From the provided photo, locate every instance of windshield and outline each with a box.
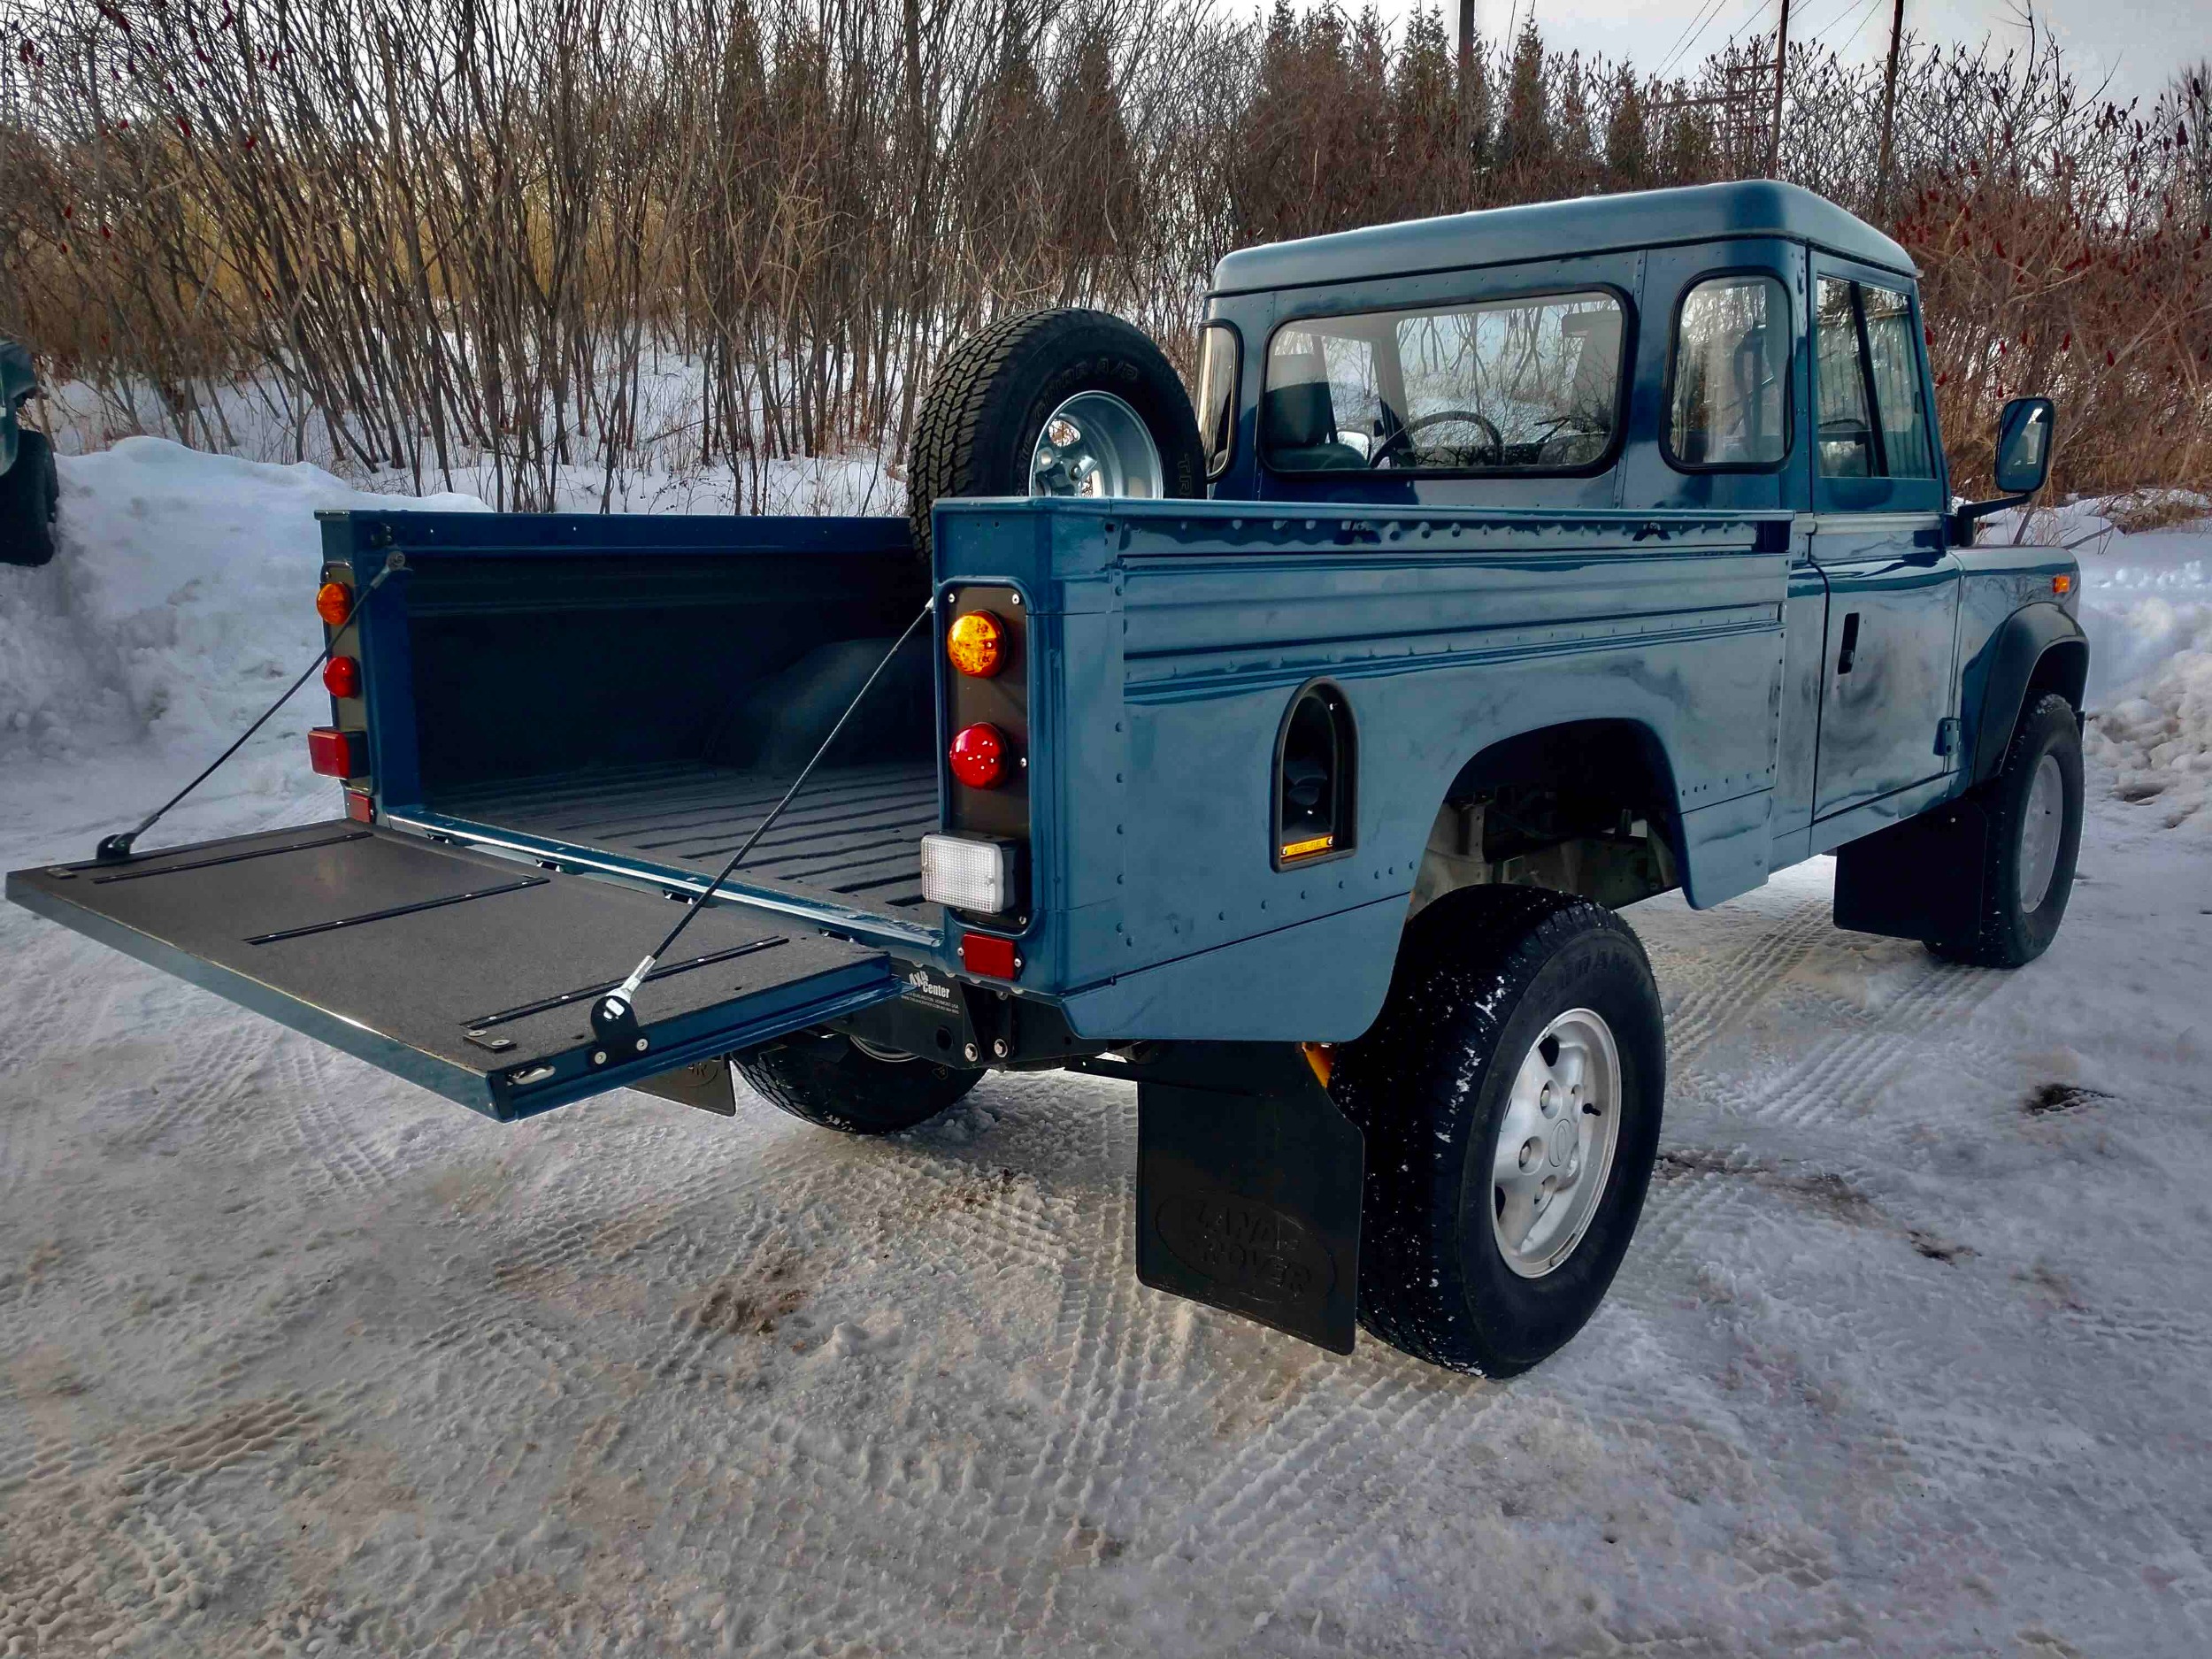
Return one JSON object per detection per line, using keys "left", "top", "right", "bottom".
{"left": 1262, "top": 290, "right": 1624, "bottom": 475}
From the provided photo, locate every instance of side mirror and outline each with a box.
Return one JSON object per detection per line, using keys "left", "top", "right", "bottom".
{"left": 1993, "top": 396, "right": 2055, "bottom": 495}
{"left": 1950, "top": 395, "right": 2056, "bottom": 545}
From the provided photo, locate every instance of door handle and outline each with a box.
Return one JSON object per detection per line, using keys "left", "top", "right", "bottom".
{"left": 1837, "top": 611, "right": 1861, "bottom": 675}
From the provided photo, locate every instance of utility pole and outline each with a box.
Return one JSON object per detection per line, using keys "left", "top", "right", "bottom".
{"left": 1766, "top": 0, "right": 1791, "bottom": 179}
{"left": 1458, "top": 0, "right": 1478, "bottom": 164}
{"left": 1877, "top": 0, "right": 1907, "bottom": 202}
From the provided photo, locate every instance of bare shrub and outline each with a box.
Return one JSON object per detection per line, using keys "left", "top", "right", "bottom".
{"left": 0, "top": 0, "right": 2204, "bottom": 507}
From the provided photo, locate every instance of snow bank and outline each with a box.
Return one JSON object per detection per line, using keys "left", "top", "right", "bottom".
{"left": 2085, "top": 630, "right": 2212, "bottom": 829}
{"left": 0, "top": 438, "right": 480, "bottom": 762}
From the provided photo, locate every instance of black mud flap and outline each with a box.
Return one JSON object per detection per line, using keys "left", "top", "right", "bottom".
{"left": 1832, "top": 796, "right": 1989, "bottom": 945}
{"left": 7, "top": 823, "right": 902, "bottom": 1121}
{"left": 1124, "top": 1042, "right": 1363, "bottom": 1355}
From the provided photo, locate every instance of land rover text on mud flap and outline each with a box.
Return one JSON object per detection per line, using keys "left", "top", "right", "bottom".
{"left": 9, "top": 182, "right": 2086, "bottom": 1378}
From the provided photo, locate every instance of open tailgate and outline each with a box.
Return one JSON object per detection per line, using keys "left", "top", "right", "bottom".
{"left": 7, "top": 823, "right": 902, "bottom": 1120}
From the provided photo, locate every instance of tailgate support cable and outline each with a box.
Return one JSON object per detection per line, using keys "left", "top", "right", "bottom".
{"left": 588, "top": 600, "right": 933, "bottom": 1049}
{"left": 93, "top": 553, "right": 407, "bottom": 864}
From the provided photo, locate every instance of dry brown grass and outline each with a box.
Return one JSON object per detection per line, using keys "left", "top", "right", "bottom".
{"left": 0, "top": 0, "right": 2205, "bottom": 506}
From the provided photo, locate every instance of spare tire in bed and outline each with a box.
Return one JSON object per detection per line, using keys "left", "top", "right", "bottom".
{"left": 905, "top": 308, "right": 1206, "bottom": 562}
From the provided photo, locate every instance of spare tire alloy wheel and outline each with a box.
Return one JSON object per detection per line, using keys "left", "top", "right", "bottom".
{"left": 906, "top": 308, "right": 1206, "bottom": 561}
{"left": 1029, "top": 392, "right": 1163, "bottom": 501}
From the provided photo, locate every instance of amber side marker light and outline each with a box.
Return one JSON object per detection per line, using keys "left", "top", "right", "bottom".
{"left": 315, "top": 580, "right": 354, "bottom": 626}
{"left": 947, "top": 610, "right": 1006, "bottom": 678}
{"left": 1280, "top": 833, "right": 1334, "bottom": 860}
{"left": 2053, "top": 573, "right": 2073, "bottom": 595}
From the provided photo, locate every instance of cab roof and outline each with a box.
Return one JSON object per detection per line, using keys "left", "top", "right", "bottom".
{"left": 1209, "top": 180, "right": 1915, "bottom": 296}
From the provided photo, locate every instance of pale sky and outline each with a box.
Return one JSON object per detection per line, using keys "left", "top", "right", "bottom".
{"left": 1368, "top": 0, "right": 2206, "bottom": 106}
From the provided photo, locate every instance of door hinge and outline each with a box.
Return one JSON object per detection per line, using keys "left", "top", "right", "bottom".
{"left": 1935, "top": 716, "right": 1962, "bottom": 757}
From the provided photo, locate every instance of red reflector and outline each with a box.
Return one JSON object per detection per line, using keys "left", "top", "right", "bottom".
{"left": 960, "top": 932, "right": 1018, "bottom": 979}
{"left": 307, "top": 726, "right": 365, "bottom": 779}
{"left": 343, "top": 788, "right": 374, "bottom": 824}
{"left": 949, "top": 721, "right": 1007, "bottom": 789}
{"left": 322, "top": 655, "right": 361, "bottom": 697}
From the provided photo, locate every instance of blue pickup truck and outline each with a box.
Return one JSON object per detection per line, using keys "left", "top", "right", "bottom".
{"left": 8, "top": 182, "right": 2085, "bottom": 1377}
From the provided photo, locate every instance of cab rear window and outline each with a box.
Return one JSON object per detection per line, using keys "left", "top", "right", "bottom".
{"left": 1262, "top": 291, "right": 1625, "bottom": 476}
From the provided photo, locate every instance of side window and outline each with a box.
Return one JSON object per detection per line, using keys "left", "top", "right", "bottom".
{"left": 1815, "top": 276, "right": 1878, "bottom": 478}
{"left": 1858, "top": 283, "right": 1935, "bottom": 479}
{"left": 1195, "top": 322, "right": 1240, "bottom": 480}
{"left": 1667, "top": 274, "right": 1788, "bottom": 469}
{"left": 1815, "top": 273, "right": 1936, "bottom": 482}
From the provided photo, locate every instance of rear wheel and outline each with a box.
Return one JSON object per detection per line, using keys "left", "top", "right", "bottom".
{"left": 1930, "top": 692, "right": 2083, "bottom": 968}
{"left": 732, "top": 1029, "right": 983, "bottom": 1135}
{"left": 905, "top": 308, "right": 1205, "bottom": 562}
{"left": 1331, "top": 887, "right": 1665, "bottom": 1377}
{"left": 0, "top": 427, "right": 58, "bottom": 568}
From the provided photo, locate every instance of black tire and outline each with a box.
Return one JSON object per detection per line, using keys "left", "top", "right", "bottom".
{"left": 905, "top": 308, "right": 1205, "bottom": 562}
{"left": 1929, "top": 691, "right": 2083, "bottom": 969}
{"left": 0, "top": 427, "right": 59, "bottom": 568}
{"left": 731, "top": 1029, "right": 984, "bottom": 1135}
{"left": 1331, "top": 887, "right": 1666, "bottom": 1377}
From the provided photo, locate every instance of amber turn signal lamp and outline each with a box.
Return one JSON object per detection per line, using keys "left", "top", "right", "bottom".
{"left": 315, "top": 580, "right": 355, "bottom": 626}
{"left": 322, "top": 656, "right": 361, "bottom": 698}
{"left": 947, "top": 610, "right": 1006, "bottom": 678}
{"left": 2052, "top": 573, "right": 2073, "bottom": 595}
{"left": 949, "top": 722, "right": 1007, "bottom": 789}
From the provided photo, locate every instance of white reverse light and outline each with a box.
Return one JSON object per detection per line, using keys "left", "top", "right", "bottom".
{"left": 920, "top": 833, "right": 1015, "bottom": 913}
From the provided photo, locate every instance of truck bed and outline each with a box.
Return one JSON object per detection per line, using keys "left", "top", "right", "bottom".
{"left": 433, "top": 758, "right": 938, "bottom": 912}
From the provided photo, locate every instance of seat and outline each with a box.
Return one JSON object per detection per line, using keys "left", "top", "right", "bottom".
{"left": 1262, "top": 362, "right": 1367, "bottom": 472}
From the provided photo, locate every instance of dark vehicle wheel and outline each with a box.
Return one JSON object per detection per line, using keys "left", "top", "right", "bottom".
{"left": 732, "top": 1029, "right": 984, "bottom": 1135}
{"left": 1331, "top": 887, "right": 1666, "bottom": 1377}
{"left": 905, "top": 308, "right": 1205, "bottom": 562}
{"left": 1929, "top": 691, "right": 2083, "bottom": 969}
{"left": 0, "top": 428, "right": 59, "bottom": 568}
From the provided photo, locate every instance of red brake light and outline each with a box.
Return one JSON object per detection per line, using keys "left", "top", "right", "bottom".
{"left": 307, "top": 726, "right": 365, "bottom": 779}
{"left": 322, "top": 655, "right": 361, "bottom": 697}
{"left": 960, "top": 932, "right": 1018, "bottom": 979}
{"left": 315, "top": 581, "right": 354, "bottom": 626}
{"left": 949, "top": 722, "right": 1007, "bottom": 789}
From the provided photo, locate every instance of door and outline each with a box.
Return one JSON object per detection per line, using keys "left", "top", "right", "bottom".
{"left": 1807, "top": 263, "right": 1961, "bottom": 819}
{"left": 7, "top": 823, "right": 902, "bottom": 1120}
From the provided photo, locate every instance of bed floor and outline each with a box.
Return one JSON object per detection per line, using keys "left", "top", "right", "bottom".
{"left": 431, "top": 759, "right": 939, "bottom": 915}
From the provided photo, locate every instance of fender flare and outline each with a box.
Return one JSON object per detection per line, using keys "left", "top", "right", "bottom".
{"left": 1964, "top": 602, "right": 2088, "bottom": 787}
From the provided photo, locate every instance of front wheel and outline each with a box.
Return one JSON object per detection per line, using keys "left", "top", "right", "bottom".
{"left": 732, "top": 1029, "right": 984, "bottom": 1135}
{"left": 1333, "top": 887, "right": 1665, "bottom": 1377}
{"left": 1930, "top": 691, "right": 2083, "bottom": 969}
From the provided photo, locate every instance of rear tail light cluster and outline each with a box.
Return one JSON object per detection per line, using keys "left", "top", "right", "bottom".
{"left": 928, "top": 588, "right": 1032, "bottom": 936}
{"left": 311, "top": 569, "right": 370, "bottom": 787}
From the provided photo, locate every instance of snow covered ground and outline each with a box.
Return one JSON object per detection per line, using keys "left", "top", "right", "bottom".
{"left": 2, "top": 446, "right": 2210, "bottom": 1656}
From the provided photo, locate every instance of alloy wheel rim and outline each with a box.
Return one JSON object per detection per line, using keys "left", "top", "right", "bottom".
{"left": 2017, "top": 752, "right": 2064, "bottom": 913}
{"left": 1491, "top": 1008, "right": 1623, "bottom": 1279}
{"left": 1028, "top": 391, "right": 1163, "bottom": 501}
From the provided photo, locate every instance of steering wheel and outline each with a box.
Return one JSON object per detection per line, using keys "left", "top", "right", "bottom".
{"left": 1369, "top": 410, "right": 1505, "bottom": 469}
